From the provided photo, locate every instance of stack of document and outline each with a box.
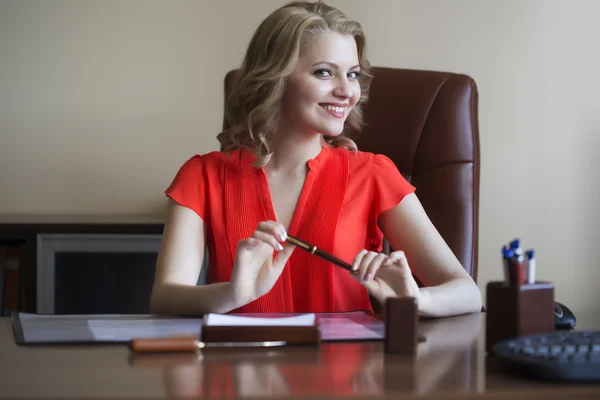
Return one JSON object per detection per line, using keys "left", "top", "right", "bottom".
{"left": 203, "top": 313, "right": 316, "bottom": 326}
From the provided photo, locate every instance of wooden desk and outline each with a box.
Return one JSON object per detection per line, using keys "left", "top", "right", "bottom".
{"left": 1, "top": 313, "right": 600, "bottom": 399}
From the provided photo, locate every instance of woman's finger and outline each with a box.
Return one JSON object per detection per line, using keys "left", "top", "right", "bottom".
{"left": 234, "top": 238, "right": 263, "bottom": 267}
{"left": 352, "top": 249, "right": 368, "bottom": 273}
{"left": 272, "top": 242, "right": 296, "bottom": 270}
{"left": 357, "top": 251, "right": 379, "bottom": 281}
{"left": 386, "top": 250, "right": 406, "bottom": 262}
{"left": 363, "top": 253, "right": 388, "bottom": 281}
{"left": 236, "top": 237, "right": 261, "bottom": 251}
{"left": 386, "top": 250, "right": 411, "bottom": 275}
{"left": 378, "top": 251, "right": 412, "bottom": 282}
{"left": 251, "top": 229, "right": 283, "bottom": 251}
{"left": 385, "top": 251, "right": 410, "bottom": 270}
{"left": 257, "top": 221, "right": 287, "bottom": 242}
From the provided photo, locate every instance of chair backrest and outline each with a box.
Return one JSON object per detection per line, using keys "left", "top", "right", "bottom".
{"left": 222, "top": 66, "right": 480, "bottom": 282}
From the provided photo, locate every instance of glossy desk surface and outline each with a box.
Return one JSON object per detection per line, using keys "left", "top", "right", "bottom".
{"left": 2, "top": 312, "right": 600, "bottom": 399}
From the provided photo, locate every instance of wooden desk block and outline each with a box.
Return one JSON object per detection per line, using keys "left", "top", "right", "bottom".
{"left": 485, "top": 281, "right": 555, "bottom": 354}
{"left": 202, "top": 325, "right": 320, "bottom": 345}
{"left": 384, "top": 296, "right": 418, "bottom": 354}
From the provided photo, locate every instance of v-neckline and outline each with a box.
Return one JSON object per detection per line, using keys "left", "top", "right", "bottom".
{"left": 254, "top": 147, "right": 329, "bottom": 236}
{"left": 223, "top": 145, "right": 352, "bottom": 312}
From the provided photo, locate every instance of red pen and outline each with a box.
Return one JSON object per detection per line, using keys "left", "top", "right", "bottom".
{"left": 510, "top": 255, "right": 525, "bottom": 285}
{"left": 509, "top": 239, "right": 525, "bottom": 285}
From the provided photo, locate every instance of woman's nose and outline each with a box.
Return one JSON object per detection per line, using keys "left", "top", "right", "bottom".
{"left": 333, "top": 78, "right": 353, "bottom": 98}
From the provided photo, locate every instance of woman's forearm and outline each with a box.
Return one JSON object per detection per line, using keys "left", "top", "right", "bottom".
{"left": 150, "top": 282, "right": 243, "bottom": 316}
{"left": 418, "top": 278, "right": 482, "bottom": 318}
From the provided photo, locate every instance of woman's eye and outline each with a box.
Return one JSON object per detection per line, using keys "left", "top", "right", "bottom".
{"left": 313, "top": 69, "right": 360, "bottom": 79}
{"left": 314, "top": 69, "right": 332, "bottom": 77}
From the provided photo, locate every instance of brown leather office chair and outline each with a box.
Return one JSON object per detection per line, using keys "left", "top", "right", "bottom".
{"left": 222, "top": 66, "right": 480, "bottom": 283}
{"left": 354, "top": 67, "right": 480, "bottom": 283}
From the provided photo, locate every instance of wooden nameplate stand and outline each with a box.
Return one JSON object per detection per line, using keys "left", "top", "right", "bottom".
{"left": 384, "top": 296, "right": 419, "bottom": 354}
{"left": 201, "top": 321, "right": 321, "bottom": 346}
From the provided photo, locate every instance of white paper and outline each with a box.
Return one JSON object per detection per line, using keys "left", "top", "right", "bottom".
{"left": 318, "top": 316, "right": 383, "bottom": 340}
{"left": 87, "top": 319, "right": 203, "bottom": 341}
{"left": 203, "top": 313, "right": 316, "bottom": 327}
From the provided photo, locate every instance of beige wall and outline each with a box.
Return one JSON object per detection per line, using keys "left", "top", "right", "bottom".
{"left": 1, "top": 0, "right": 599, "bottom": 316}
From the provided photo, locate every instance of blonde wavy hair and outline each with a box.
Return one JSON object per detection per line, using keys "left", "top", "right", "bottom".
{"left": 217, "top": 0, "right": 373, "bottom": 167}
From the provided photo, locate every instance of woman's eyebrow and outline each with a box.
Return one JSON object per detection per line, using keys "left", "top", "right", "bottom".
{"left": 311, "top": 61, "right": 360, "bottom": 70}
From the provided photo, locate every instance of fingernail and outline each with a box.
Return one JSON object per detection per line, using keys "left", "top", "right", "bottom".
{"left": 278, "top": 233, "right": 286, "bottom": 242}
{"left": 366, "top": 273, "right": 373, "bottom": 281}
{"left": 277, "top": 243, "right": 284, "bottom": 251}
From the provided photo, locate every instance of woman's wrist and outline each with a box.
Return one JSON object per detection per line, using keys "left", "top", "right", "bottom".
{"left": 417, "top": 288, "right": 433, "bottom": 317}
{"left": 416, "top": 278, "right": 482, "bottom": 318}
{"left": 225, "top": 281, "right": 253, "bottom": 311}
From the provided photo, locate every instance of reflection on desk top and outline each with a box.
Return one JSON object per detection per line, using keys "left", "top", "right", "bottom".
{"left": 2, "top": 312, "right": 600, "bottom": 399}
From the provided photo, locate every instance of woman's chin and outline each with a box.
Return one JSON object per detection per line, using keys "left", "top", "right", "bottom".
{"left": 318, "top": 125, "right": 346, "bottom": 138}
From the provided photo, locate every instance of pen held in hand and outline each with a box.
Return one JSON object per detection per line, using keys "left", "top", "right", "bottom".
{"left": 286, "top": 235, "right": 359, "bottom": 275}
{"left": 129, "top": 337, "right": 287, "bottom": 353}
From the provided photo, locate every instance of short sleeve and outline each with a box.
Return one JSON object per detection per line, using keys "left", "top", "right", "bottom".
{"left": 372, "top": 154, "right": 416, "bottom": 218}
{"left": 165, "top": 155, "right": 208, "bottom": 221}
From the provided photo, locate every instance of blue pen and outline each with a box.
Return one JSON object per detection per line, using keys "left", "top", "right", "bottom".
{"left": 510, "top": 239, "right": 523, "bottom": 256}
{"left": 502, "top": 247, "right": 515, "bottom": 285}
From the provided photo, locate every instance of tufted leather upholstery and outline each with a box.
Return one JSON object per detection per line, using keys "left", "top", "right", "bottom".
{"left": 222, "top": 66, "right": 480, "bottom": 282}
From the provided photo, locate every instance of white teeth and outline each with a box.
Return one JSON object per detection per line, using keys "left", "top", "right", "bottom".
{"left": 322, "top": 105, "right": 345, "bottom": 113}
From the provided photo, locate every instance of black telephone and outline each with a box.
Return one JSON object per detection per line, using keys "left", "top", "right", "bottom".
{"left": 554, "top": 301, "right": 576, "bottom": 329}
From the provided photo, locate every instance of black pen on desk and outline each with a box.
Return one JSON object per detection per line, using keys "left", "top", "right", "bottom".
{"left": 286, "top": 235, "right": 359, "bottom": 275}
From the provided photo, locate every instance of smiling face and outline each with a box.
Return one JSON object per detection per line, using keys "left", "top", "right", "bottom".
{"left": 279, "top": 31, "right": 362, "bottom": 138}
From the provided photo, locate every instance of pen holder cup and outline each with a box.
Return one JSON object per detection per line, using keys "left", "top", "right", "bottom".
{"left": 485, "top": 281, "right": 555, "bottom": 354}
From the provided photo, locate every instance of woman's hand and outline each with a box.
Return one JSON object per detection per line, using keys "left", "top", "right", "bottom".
{"left": 351, "top": 249, "right": 421, "bottom": 306}
{"left": 229, "top": 221, "right": 295, "bottom": 306}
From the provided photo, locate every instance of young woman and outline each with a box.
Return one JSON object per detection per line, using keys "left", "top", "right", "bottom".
{"left": 150, "top": 1, "right": 482, "bottom": 317}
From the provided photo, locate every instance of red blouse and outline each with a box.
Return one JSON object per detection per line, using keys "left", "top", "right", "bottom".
{"left": 165, "top": 146, "right": 415, "bottom": 314}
